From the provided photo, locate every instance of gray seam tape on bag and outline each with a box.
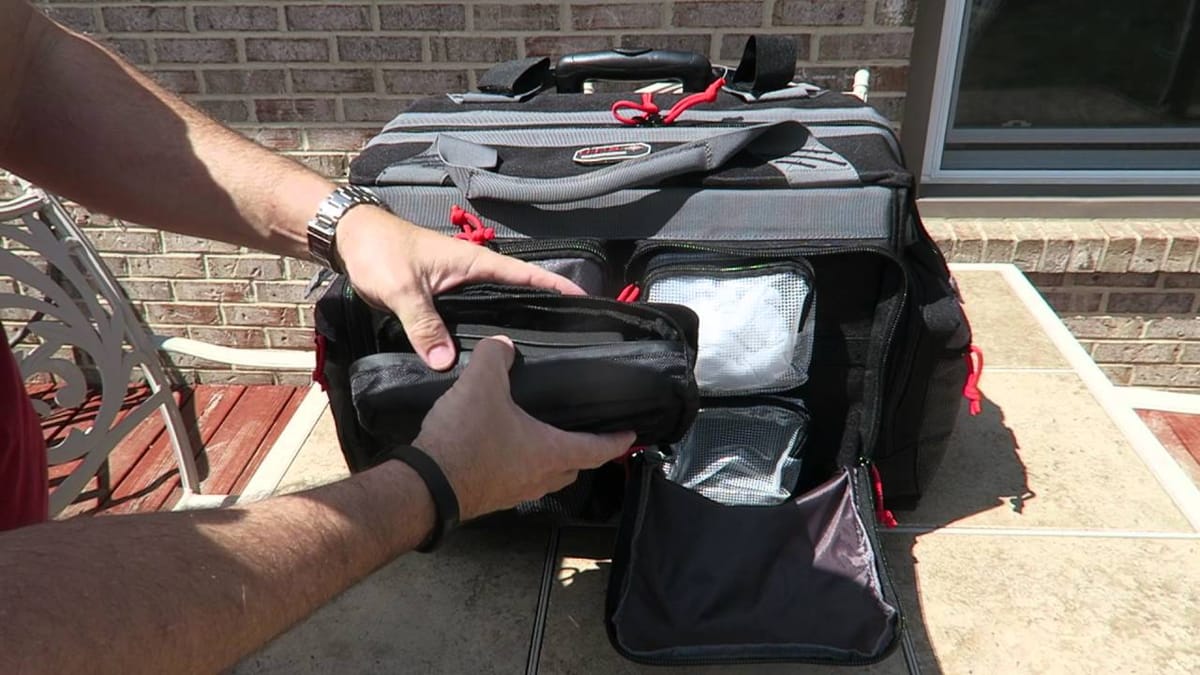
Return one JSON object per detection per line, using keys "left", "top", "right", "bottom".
{"left": 434, "top": 121, "right": 799, "bottom": 205}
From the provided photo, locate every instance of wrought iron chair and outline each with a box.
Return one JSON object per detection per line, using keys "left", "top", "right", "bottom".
{"left": 0, "top": 184, "right": 314, "bottom": 515}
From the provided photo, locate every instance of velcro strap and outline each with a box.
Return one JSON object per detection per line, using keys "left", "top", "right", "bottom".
{"left": 730, "top": 35, "right": 797, "bottom": 95}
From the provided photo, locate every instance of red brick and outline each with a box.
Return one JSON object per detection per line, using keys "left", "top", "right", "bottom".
{"left": 223, "top": 305, "right": 301, "bottom": 327}
{"left": 382, "top": 69, "right": 469, "bottom": 95}
{"left": 285, "top": 258, "right": 321, "bottom": 280}
{"left": 117, "top": 280, "right": 172, "bottom": 302}
{"left": 867, "top": 95, "right": 904, "bottom": 123}
{"left": 102, "top": 6, "right": 187, "bottom": 32}
{"left": 378, "top": 4, "right": 467, "bottom": 31}
{"left": 338, "top": 36, "right": 422, "bottom": 62}
{"left": 254, "top": 281, "right": 310, "bottom": 303}
{"left": 197, "top": 99, "right": 251, "bottom": 123}
{"left": 195, "top": 369, "right": 275, "bottom": 385}
{"left": 1145, "top": 318, "right": 1200, "bottom": 340}
{"left": 246, "top": 38, "right": 330, "bottom": 63}
{"left": 526, "top": 35, "right": 614, "bottom": 58}
{"left": 145, "top": 325, "right": 190, "bottom": 339}
{"left": 127, "top": 255, "right": 207, "bottom": 279}
{"left": 774, "top": 0, "right": 865, "bottom": 26}
{"left": 266, "top": 328, "right": 315, "bottom": 350}
{"left": 294, "top": 154, "right": 350, "bottom": 179}
{"left": 430, "top": 37, "right": 518, "bottom": 62}
{"left": 344, "top": 97, "right": 411, "bottom": 122}
{"left": 1071, "top": 272, "right": 1159, "bottom": 287}
{"left": 1091, "top": 341, "right": 1178, "bottom": 364}
{"left": 99, "top": 38, "right": 150, "bottom": 64}
{"left": 475, "top": 4, "right": 560, "bottom": 31}
{"left": 1179, "top": 345, "right": 1200, "bottom": 364}
{"left": 42, "top": 6, "right": 98, "bottom": 32}
{"left": 818, "top": 32, "right": 912, "bottom": 61}
{"left": 1100, "top": 365, "right": 1133, "bottom": 386}
{"left": 1163, "top": 273, "right": 1200, "bottom": 288}
{"left": 188, "top": 327, "right": 268, "bottom": 349}
{"left": 875, "top": 0, "right": 917, "bottom": 27}
{"left": 203, "top": 69, "right": 287, "bottom": 95}
{"left": 1164, "top": 236, "right": 1200, "bottom": 273}
{"left": 1130, "top": 224, "right": 1169, "bottom": 273}
{"left": 254, "top": 99, "right": 338, "bottom": 123}
{"left": 292, "top": 69, "right": 377, "bottom": 94}
{"left": 161, "top": 233, "right": 239, "bottom": 254}
{"left": 84, "top": 229, "right": 160, "bottom": 253}
{"left": 274, "top": 371, "right": 317, "bottom": 386}
{"left": 194, "top": 5, "right": 280, "bottom": 31}
{"left": 1130, "top": 365, "right": 1200, "bottom": 388}
{"left": 1062, "top": 316, "right": 1145, "bottom": 339}
{"left": 242, "top": 128, "right": 303, "bottom": 151}
{"left": 204, "top": 255, "right": 286, "bottom": 281}
{"left": 572, "top": 3, "right": 661, "bottom": 30}
{"left": 304, "top": 128, "right": 373, "bottom": 151}
{"left": 171, "top": 280, "right": 254, "bottom": 302}
{"left": 143, "top": 303, "right": 220, "bottom": 325}
{"left": 1041, "top": 291, "right": 1103, "bottom": 313}
{"left": 150, "top": 69, "right": 200, "bottom": 95}
{"left": 618, "top": 33, "right": 710, "bottom": 56}
{"left": 1107, "top": 292, "right": 1195, "bottom": 314}
{"left": 1097, "top": 222, "right": 1138, "bottom": 273}
{"left": 285, "top": 5, "right": 371, "bottom": 31}
{"left": 673, "top": 1, "right": 762, "bottom": 27}
{"left": 155, "top": 39, "right": 237, "bottom": 64}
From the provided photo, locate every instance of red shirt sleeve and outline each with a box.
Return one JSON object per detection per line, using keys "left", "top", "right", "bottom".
{"left": 0, "top": 337, "right": 49, "bottom": 530}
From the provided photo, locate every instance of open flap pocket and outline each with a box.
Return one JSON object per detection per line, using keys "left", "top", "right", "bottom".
{"left": 493, "top": 238, "right": 612, "bottom": 296}
{"left": 607, "top": 462, "right": 899, "bottom": 665}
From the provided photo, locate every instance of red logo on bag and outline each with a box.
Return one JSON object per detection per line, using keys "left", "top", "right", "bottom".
{"left": 573, "top": 142, "right": 651, "bottom": 165}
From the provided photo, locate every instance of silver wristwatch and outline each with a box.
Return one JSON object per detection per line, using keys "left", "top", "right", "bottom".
{"left": 307, "top": 185, "right": 385, "bottom": 274}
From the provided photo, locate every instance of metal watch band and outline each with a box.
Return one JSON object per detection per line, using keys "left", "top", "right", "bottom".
{"left": 306, "top": 185, "right": 385, "bottom": 274}
{"left": 371, "top": 445, "right": 460, "bottom": 553}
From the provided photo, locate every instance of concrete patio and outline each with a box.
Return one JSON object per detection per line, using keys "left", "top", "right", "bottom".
{"left": 232, "top": 265, "right": 1200, "bottom": 674}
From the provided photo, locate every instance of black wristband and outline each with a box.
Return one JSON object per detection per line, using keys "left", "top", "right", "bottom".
{"left": 373, "top": 445, "right": 460, "bottom": 553}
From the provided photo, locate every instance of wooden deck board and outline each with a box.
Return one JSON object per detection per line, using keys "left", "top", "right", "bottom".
{"left": 1137, "top": 409, "right": 1200, "bottom": 475}
{"left": 35, "top": 382, "right": 308, "bottom": 517}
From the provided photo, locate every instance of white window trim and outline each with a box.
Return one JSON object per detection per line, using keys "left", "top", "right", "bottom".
{"left": 920, "top": 0, "right": 1200, "bottom": 186}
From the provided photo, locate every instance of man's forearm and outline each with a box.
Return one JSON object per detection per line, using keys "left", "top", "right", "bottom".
{"left": 0, "top": 462, "right": 434, "bottom": 675}
{"left": 0, "top": 5, "right": 332, "bottom": 259}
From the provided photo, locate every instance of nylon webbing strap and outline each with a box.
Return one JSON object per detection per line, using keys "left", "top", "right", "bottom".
{"left": 478, "top": 57, "right": 552, "bottom": 96}
{"left": 730, "top": 35, "right": 797, "bottom": 94}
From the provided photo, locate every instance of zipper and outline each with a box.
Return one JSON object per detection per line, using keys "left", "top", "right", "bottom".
{"left": 341, "top": 279, "right": 372, "bottom": 357}
{"left": 491, "top": 238, "right": 608, "bottom": 264}
{"left": 641, "top": 258, "right": 810, "bottom": 290}
{"left": 627, "top": 240, "right": 908, "bottom": 462}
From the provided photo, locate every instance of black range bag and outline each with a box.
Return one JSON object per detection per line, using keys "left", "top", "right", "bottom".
{"left": 314, "top": 39, "right": 977, "bottom": 668}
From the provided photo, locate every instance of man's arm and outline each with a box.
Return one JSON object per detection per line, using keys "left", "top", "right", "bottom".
{"left": 0, "top": 2, "right": 581, "bottom": 369}
{"left": 0, "top": 338, "right": 633, "bottom": 674}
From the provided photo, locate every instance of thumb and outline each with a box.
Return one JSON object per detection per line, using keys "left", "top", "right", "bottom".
{"left": 387, "top": 291, "right": 456, "bottom": 371}
{"left": 461, "top": 335, "right": 516, "bottom": 380}
{"left": 560, "top": 430, "right": 638, "bottom": 469}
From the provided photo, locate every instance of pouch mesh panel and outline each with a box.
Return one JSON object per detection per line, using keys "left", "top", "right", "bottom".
{"left": 647, "top": 269, "right": 809, "bottom": 395}
{"left": 662, "top": 404, "right": 808, "bottom": 506}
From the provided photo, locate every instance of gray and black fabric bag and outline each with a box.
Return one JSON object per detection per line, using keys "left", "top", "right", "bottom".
{"left": 314, "top": 37, "right": 973, "bottom": 670}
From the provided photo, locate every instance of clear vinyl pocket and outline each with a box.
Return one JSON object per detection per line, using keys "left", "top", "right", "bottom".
{"left": 637, "top": 251, "right": 816, "bottom": 396}
{"left": 492, "top": 238, "right": 612, "bottom": 296}
{"left": 606, "top": 460, "right": 901, "bottom": 666}
{"left": 662, "top": 398, "right": 809, "bottom": 506}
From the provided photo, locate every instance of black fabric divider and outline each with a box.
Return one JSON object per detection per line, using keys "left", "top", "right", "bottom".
{"left": 730, "top": 35, "right": 798, "bottom": 95}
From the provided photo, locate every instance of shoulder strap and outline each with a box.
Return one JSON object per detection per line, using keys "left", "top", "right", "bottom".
{"left": 729, "top": 35, "right": 797, "bottom": 94}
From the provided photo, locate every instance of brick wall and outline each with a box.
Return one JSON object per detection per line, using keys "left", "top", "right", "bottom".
{"left": 928, "top": 219, "right": 1200, "bottom": 391}
{"left": 10, "top": 1, "right": 916, "bottom": 382}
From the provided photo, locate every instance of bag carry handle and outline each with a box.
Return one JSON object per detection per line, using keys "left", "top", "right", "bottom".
{"left": 554, "top": 49, "right": 714, "bottom": 93}
{"left": 436, "top": 121, "right": 801, "bottom": 205}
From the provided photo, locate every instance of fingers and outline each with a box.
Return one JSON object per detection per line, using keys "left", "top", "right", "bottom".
{"left": 460, "top": 336, "right": 516, "bottom": 381}
{"left": 471, "top": 248, "right": 586, "bottom": 296}
{"left": 386, "top": 290, "right": 456, "bottom": 371}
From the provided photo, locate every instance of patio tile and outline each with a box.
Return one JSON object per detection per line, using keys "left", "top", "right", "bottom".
{"left": 953, "top": 269, "right": 1069, "bottom": 369}
{"left": 535, "top": 527, "right": 912, "bottom": 674}
{"left": 274, "top": 408, "right": 350, "bottom": 495}
{"left": 885, "top": 532, "right": 1200, "bottom": 674}
{"left": 233, "top": 523, "right": 551, "bottom": 674}
{"left": 902, "top": 372, "right": 1193, "bottom": 532}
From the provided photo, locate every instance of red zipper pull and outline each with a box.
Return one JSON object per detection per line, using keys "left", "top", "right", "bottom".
{"left": 963, "top": 345, "right": 984, "bottom": 416}
{"left": 869, "top": 464, "right": 898, "bottom": 528}
{"left": 617, "top": 284, "right": 641, "bottom": 303}
{"left": 449, "top": 205, "right": 495, "bottom": 245}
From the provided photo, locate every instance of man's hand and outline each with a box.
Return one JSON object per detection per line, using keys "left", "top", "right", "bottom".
{"left": 412, "top": 336, "right": 635, "bottom": 521}
{"left": 335, "top": 208, "right": 584, "bottom": 371}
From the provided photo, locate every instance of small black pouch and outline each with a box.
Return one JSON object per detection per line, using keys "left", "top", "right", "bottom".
{"left": 348, "top": 286, "right": 700, "bottom": 450}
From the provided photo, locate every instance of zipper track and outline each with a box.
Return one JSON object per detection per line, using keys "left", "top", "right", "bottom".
{"left": 491, "top": 238, "right": 608, "bottom": 263}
